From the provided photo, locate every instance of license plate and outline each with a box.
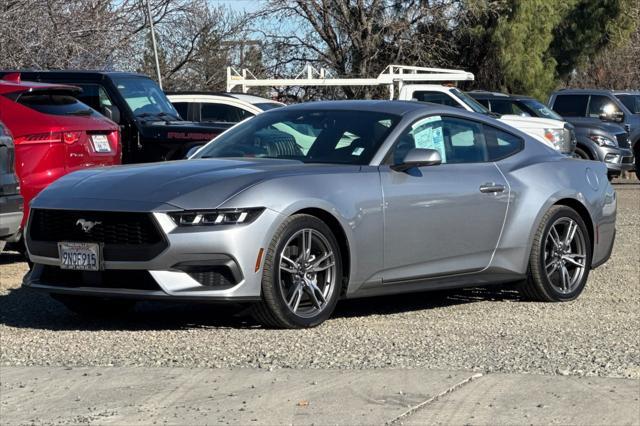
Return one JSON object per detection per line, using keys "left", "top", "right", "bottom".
{"left": 91, "top": 134, "right": 111, "bottom": 153}
{"left": 58, "top": 242, "right": 102, "bottom": 271}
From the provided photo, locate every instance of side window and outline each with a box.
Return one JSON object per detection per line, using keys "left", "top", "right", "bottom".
{"left": 552, "top": 95, "right": 588, "bottom": 117}
{"left": 201, "top": 103, "right": 254, "bottom": 123}
{"left": 484, "top": 125, "right": 524, "bottom": 161}
{"left": 490, "top": 100, "right": 530, "bottom": 116}
{"left": 475, "top": 98, "right": 490, "bottom": 108}
{"left": 391, "top": 116, "right": 488, "bottom": 165}
{"left": 172, "top": 102, "right": 189, "bottom": 120}
{"left": 73, "top": 84, "right": 113, "bottom": 112}
{"left": 588, "top": 95, "right": 621, "bottom": 118}
{"left": 411, "top": 91, "right": 464, "bottom": 109}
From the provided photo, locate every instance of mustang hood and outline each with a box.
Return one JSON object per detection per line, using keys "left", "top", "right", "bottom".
{"left": 33, "top": 158, "right": 314, "bottom": 211}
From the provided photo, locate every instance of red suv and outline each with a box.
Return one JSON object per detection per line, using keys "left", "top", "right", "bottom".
{"left": 0, "top": 74, "right": 121, "bottom": 239}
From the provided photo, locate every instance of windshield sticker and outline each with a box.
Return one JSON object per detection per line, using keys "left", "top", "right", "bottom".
{"left": 352, "top": 147, "right": 365, "bottom": 156}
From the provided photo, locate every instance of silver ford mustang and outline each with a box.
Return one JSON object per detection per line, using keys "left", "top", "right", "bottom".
{"left": 24, "top": 101, "right": 616, "bottom": 328}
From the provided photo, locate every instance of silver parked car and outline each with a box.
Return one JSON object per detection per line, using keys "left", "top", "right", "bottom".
{"left": 24, "top": 101, "right": 616, "bottom": 328}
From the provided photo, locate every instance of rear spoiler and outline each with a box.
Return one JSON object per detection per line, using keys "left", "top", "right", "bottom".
{"left": 0, "top": 72, "right": 82, "bottom": 95}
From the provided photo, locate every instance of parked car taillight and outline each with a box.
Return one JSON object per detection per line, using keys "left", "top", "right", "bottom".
{"left": 14, "top": 131, "right": 82, "bottom": 145}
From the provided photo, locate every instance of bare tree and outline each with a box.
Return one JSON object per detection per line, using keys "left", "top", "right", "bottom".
{"left": 254, "top": 0, "right": 463, "bottom": 99}
{"left": 0, "top": 0, "right": 250, "bottom": 91}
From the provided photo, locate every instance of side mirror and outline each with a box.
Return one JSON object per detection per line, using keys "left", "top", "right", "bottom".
{"left": 102, "top": 104, "right": 121, "bottom": 124}
{"left": 599, "top": 109, "right": 624, "bottom": 124}
{"left": 185, "top": 145, "right": 203, "bottom": 159}
{"left": 391, "top": 148, "right": 442, "bottom": 172}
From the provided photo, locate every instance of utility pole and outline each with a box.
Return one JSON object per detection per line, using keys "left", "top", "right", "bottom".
{"left": 146, "top": 0, "right": 163, "bottom": 89}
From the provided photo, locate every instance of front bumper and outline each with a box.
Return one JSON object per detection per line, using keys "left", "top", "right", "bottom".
{"left": 25, "top": 209, "right": 283, "bottom": 301}
{"left": 598, "top": 147, "right": 633, "bottom": 174}
{"left": 0, "top": 194, "right": 23, "bottom": 239}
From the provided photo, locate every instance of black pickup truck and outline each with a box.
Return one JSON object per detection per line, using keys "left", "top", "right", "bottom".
{"left": 0, "top": 71, "right": 231, "bottom": 163}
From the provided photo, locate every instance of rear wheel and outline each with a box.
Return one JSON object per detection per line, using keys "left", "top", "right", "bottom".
{"left": 520, "top": 205, "right": 591, "bottom": 302}
{"left": 251, "top": 214, "right": 342, "bottom": 328}
{"left": 52, "top": 294, "right": 136, "bottom": 318}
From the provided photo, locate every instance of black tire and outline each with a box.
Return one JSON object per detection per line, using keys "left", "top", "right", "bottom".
{"left": 52, "top": 294, "right": 136, "bottom": 318}
{"left": 574, "top": 147, "right": 591, "bottom": 160}
{"left": 251, "top": 214, "right": 342, "bottom": 329}
{"left": 519, "top": 205, "right": 592, "bottom": 302}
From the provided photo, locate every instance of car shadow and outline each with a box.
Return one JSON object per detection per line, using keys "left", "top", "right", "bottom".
{"left": 0, "top": 276, "right": 522, "bottom": 331}
{"left": 0, "top": 252, "right": 27, "bottom": 265}
{"left": 334, "top": 283, "right": 521, "bottom": 319}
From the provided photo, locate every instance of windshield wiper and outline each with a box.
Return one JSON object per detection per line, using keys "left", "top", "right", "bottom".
{"left": 157, "top": 111, "right": 181, "bottom": 120}
{"left": 135, "top": 111, "right": 180, "bottom": 120}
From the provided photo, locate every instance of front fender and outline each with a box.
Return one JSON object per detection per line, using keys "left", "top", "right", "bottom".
{"left": 218, "top": 168, "right": 385, "bottom": 289}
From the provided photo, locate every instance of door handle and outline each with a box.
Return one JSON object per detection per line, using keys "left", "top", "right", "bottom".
{"left": 479, "top": 183, "right": 505, "bottom": 193}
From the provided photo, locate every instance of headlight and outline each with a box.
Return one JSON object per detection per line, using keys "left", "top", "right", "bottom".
{"left": 543, "top": 128, "right": 564, "bottom": 149}
{"left": 589, "top": 135, "right": 617, "bottom": 147}
{"left": 168, "top": 208, "right": 265, "bottom": 226}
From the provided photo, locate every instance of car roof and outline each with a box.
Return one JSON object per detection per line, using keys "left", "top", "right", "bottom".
{"left": 551, "top": 88, "right": 639, "bottom": 96}
{"left": 611, "top": 90, "right": 640, "bottom": 95}
{"left": 167, "top": 91, "right": 282, "bottom": 104}
{"left": 0, "top": 77, "right": 80, "bottom": 95}
{"left": 279, "top": 100, "right": 465, "bottom": 116}
{"left": 468, "top": 90, "right": 537, "bottom": 101}
{"left": 0, "top": 70, "right": 150, "bottom": 82}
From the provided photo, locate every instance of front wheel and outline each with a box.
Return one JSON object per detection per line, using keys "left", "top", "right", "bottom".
{"left": 519, "top": 205, "right": 592, "bottom": 302}
{"left": 573, "top": 147, "right": 591, "bottom": 160}
{"left": 251, "top": 214, "right": 342, "bottom": 328}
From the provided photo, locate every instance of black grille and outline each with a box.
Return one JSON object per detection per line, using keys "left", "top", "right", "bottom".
{"left": 28, "top": 209, "right": 168, "bottom": 261}
{"left": 30, "top": 209, "right": 162, "bottom": 244}
{"left": 187, "top": 269, "right": 236, "bottom": 289}
{"left": 615, "top": 133, "right": 630, "bottom": 148}
{"left": 38, "top": 266, "right": 160, "bottom": 291}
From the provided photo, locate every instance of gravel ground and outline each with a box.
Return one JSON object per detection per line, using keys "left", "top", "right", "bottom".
{"left": 1, "top": 181, "right": 638, "bottom": 377}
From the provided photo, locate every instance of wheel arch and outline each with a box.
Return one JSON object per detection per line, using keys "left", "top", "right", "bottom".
{"left": 574, "top": 139, "right": 597, "bottom": 160}
{"left": 552, "top": 198, "right": 595, "bottom": 253}
{"left": 292, "top": 207, "right": 351, "bottom": 296}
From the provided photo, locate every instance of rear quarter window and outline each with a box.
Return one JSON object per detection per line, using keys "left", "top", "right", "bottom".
{"left": 483, "top": 125, "right": 524, "bottom": 161}
{"left": 16, "top": 92, "right": 96, "bottom": 117}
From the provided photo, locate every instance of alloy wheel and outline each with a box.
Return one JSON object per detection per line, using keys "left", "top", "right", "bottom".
{"left": 543, "top": 217, "right": 587, "bottom": 294}
{"left": 278, "top": 228, "right": 337, "bottom": 318}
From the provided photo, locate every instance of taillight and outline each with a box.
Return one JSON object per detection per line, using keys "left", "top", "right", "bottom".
{"left": 62, "top": 131, "right": 82, "bottom": 144}
{"left": 14, "top": 132, "right": 62, "bottom": 144}
{"left": 14, "top": 131, "right": 82, "bottom": 145}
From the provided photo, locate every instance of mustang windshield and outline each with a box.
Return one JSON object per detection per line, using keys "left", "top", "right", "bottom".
{"left": 194, "top": 109, "right": 401, "bottom": 165}
{"left": 112, "top": 76, "right": 180, "bottom": 120}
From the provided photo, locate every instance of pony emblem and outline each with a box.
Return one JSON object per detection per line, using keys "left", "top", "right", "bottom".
{"left": 76, "top": 219, "right": 101, "bottom": 233}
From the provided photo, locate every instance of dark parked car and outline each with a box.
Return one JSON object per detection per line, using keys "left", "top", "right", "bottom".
{"left": 0, "top": 71, "right": 232, "bottom": 164}
{"left": 548, "top": 89, "right": 638, "bottom": 179}
{"left": 469, "top": 91, "right": 632, "bottom": 180}
{"left": 0, "top": 121, "right": 23, "bottom": 253}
